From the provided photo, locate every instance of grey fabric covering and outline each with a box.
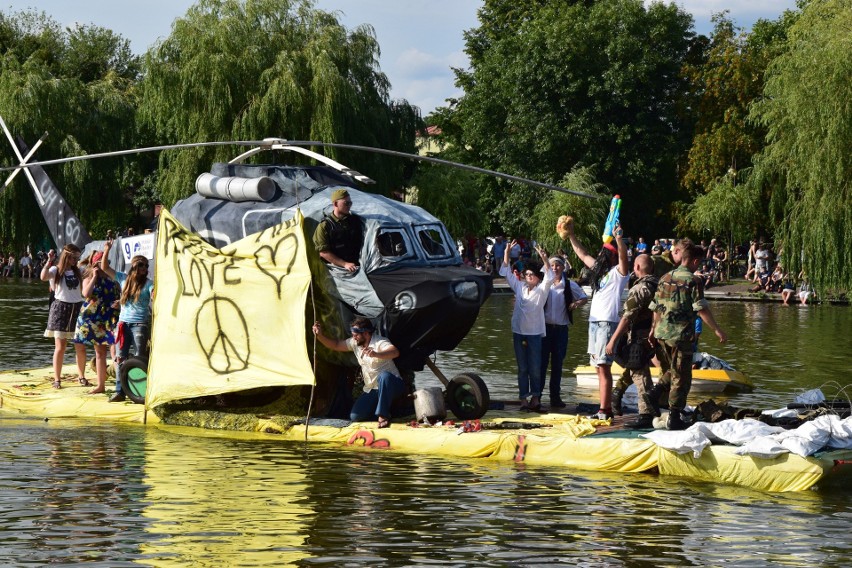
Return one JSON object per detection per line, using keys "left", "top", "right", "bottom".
{"left": 171, "top": 163, "right": 464, "bottom": 318}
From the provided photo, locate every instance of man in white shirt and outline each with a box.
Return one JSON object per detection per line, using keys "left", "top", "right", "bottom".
{"left": 564, "top": 218, "right": 629, "bottom": 420}
{"left": 312, "top": 317, "right": 405, "bottom": 428}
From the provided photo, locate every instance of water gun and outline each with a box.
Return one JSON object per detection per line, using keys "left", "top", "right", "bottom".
{"left": 602, "top": 195, "right": 621, "bottom": 244}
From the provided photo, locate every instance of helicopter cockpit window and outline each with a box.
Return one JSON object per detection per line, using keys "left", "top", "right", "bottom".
{"left": 416, "top": 226, "right": 451, "bottom": 258}
{"left": 376, "top": 228, "right": 413, "bottom": 259}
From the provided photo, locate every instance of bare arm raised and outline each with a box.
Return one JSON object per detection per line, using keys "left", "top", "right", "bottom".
{"left": 614, "top": 224, "right": 628, "bottom": 277}
{"left": 101, "top": 240, "right": 116, "bottom": 280}
{"left": 563, "top": 217, "right": 596, "bottom": 269}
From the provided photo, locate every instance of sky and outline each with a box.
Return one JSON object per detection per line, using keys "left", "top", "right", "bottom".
{"left": 4, "top": 1, "right": 798, "bottom": 116}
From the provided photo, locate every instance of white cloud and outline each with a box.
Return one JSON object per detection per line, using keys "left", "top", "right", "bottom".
{"left": 648, "top": 1, "right": 798, "bottom": 33}
{"left": 397, "top": 76, "right": 463, "bottom": 116}
{"left": 395, "top": 48, "right": 467, "bottom": 80}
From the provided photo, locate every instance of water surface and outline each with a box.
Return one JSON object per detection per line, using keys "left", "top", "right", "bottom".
{"left": 1, "top": 279, "right": 850, "bottom": 566}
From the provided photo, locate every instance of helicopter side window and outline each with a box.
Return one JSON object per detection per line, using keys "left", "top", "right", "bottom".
{"left": 416, "top": 224, "right": 452, "bottom": 259}
{"left": 376, "top": 229, "right": 412, "bottom": 259}
{"left": 417, "top": 227, "right": 450, "bottom": 258}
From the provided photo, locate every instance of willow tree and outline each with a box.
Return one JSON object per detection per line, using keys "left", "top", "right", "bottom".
{"left": 530, "top": 166, "right": 609, "bottom": 265}
{"left": 0, "top": 10, "right": 141, "bottom": 247}
{"left": 748, "top": 0, "right": 852, "bottom": 291}
{"left": 683, "top": 170, "right": 761, "bottom": 244}
{"left": 140, "top": 0, "right": 420, "bottom": 206}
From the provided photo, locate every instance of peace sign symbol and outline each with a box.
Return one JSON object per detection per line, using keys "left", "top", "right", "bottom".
{"left": 194, "top": 295, "right": 250, "bottom": 374}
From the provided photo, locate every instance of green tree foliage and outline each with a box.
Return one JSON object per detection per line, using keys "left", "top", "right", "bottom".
{"left": 680, "top": 14, "right": 786, "bottom": 195}
{"left": 0, "top": 9, "right": 141, "bottom": 247}
{"left": 530, "top": 166, "right": 609, "bottom": 267}
{"left": 140, "top": 0, "right": 421, "bottom": 206}
{"left": 407, "top": 163, "right": 485, "bottom": 240}
{"left": 678, "top": 12, "right": 794, "bottom": 239}
{"left": 436, "top": 0, "right": 695, "bottom": 237}
{"left": 749, "top": 0, "right": 852, "bottom": 291}
{"left": 684, "top": 169, "right": 761, "bottom": 244}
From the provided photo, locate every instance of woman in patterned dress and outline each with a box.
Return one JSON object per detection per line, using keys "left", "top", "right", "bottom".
{"left": 74, "top": 251, "right": 121, "bottom": 394}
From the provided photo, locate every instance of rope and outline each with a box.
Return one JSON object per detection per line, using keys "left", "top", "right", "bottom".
{"left": 295, "top": 192, "right": 318, "bottom": 443}
{"left": 305, "top": 277, "right": 317, "bottom": 442}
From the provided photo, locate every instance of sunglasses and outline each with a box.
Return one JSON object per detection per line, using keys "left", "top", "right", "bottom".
{"left": 341, "top": 200, "right": 353, "bottom": 206}
{"left": 524, "top": 271, "right": 538, "bottom": 277}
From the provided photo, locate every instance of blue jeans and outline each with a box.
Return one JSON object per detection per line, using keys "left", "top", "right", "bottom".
{"left": 540, "top": 324, "right": 568, "bottom": 400}
{"left": 116, "top": 322, "right": 150, "bottom": 394}
{"left": 350, "top": 371, "right": 406, "bottom": 421}
{"left": 513, "top": 333, "right": 543, "bottom": 399}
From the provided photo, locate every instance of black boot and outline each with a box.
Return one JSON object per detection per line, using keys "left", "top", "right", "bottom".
{"left": 666, "top": 409, "right": 688, "bottom": 431}
{"left": 611, "top": 388, "right": 624, "bottom": 416}
{"left": 642, "top": 383, "right": 662, "bottom": 417}
{"left": 627, "top": 414, "right": 655, "bottom": 429}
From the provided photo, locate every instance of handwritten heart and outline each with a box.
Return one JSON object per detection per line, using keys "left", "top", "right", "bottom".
{"left": 254, "top": 233, "right": 299, "bottom": 298}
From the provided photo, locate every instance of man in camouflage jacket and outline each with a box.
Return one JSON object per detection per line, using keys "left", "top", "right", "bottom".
{"left": 606, "top": 254, "right": 658, "bottom": 427}
{"left": 649, "top": 240, "right": 727, "bottom": 430}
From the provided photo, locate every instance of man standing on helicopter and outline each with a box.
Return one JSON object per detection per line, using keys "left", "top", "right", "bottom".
{"left": 313, "top": 189, "right": 364, "bottom": 272}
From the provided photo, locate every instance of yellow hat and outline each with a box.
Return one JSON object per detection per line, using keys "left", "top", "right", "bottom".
{"left": 331, "top": 189, "right": 350, "bottom": 202}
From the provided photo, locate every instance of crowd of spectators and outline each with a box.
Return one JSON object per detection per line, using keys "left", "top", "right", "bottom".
{"left": 459, "top": 233, "right": 815, "bottom": 304}
{"left": 1, "top": 248, "right": 46, "bottom": 279}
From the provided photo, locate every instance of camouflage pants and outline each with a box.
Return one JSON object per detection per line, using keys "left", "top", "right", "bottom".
{"left": 655, "top": 340, "right": 693, "bottom": 410}
{"left": 626, "top": 366, "right": 654, "bottom": 415}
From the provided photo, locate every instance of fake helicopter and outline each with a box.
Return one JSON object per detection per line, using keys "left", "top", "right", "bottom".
{"left": 2, "top": 121, "right": 592, "bottom": 419}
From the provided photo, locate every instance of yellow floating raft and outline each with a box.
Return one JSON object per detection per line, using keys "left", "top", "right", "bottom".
{"left": 2, "top": 365, "right": 849, "bottom": 493}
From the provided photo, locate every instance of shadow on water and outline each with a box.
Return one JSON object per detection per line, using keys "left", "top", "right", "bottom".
{"left": 2, "top": 280, "right": 852, "bottom": 564}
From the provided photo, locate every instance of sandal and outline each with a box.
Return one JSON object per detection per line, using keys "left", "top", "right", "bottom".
{"left": 78, "top": 377, "right": 92, "bottom": 387}
{"left": 52, "top": 380, "right": 62, "bottom": 389}
{"left": 377, "top": 417, "right": 391, "bottom": 429}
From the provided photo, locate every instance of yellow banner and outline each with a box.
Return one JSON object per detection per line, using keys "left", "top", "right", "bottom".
{"left": 146, "top": 209, "right": 314, "bottom": 408}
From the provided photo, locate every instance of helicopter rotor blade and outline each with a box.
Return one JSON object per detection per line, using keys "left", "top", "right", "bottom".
{"left": 0, "top": 137, "right": 596, "bottom": 199}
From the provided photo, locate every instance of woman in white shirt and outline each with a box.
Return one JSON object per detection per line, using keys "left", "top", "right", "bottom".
{"left": 40, "top": 244, "right": 87, "bottom": 389}
{"left": 540, "top": 257, "right": 588, "bottom": 408}
{"left": 499, "top": 240, "right": 552, "bottom": 412}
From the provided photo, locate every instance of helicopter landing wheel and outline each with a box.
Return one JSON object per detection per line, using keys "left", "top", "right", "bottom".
{"left": 446, "top": 373, "right": 489, "bottom": 420}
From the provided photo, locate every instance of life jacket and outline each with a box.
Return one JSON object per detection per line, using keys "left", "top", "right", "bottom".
{"left": 322, "top": 213, "right": 363, "bottom": 263}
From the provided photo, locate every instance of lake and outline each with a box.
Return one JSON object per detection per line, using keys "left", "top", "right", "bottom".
{"left": 1, "top": 279, "right": 850, "bottom": 566}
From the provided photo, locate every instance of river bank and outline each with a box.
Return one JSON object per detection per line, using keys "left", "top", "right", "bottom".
{"left": 491, "top": 276, "right": 850, "bottom": 305}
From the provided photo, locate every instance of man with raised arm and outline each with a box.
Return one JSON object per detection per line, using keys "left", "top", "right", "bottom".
{"left": 312, "top": 317, "right": 405, "bottom": 429}
{"left": 563, "top": 217, "right": 629, "bottom": 420}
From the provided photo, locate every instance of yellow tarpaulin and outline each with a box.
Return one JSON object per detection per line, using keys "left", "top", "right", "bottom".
{"left": 146, "top": 209, "right": 313, "bottom": 408}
